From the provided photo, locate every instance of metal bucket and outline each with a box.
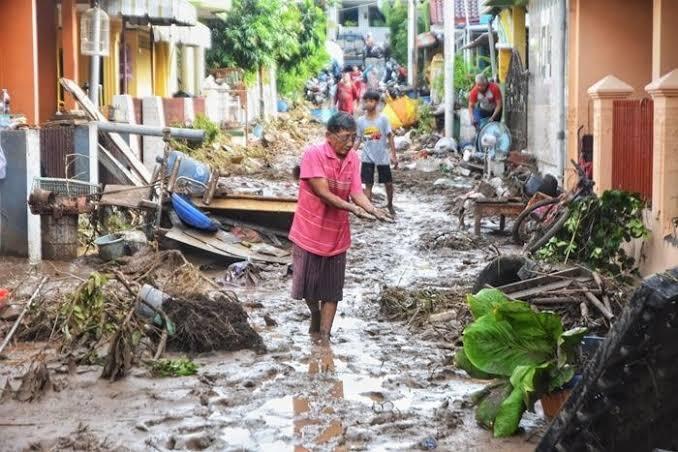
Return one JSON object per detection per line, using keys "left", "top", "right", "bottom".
{"left": 94, "top": 233, "right": 125, "bottom": 261}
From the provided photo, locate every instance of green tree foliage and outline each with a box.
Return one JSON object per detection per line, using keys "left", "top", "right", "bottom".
{"left": 382, "top": 0, "right": 429, "bottom": 65}
{"left": 206, "top": 0, "right": 329, "bottom": 98}
{"left": 277, "top": 0, "right": 330, "bottom": 98}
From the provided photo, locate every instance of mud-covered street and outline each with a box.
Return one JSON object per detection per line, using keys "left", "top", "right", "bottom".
{"left": 1, "top": 156, "right": 546, "bottom": 451}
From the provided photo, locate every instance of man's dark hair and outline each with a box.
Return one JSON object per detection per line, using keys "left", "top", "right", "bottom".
{"left": 363, "top": 90, "right": 380, "bottom": 101}
{"left": 327, "top": 112, "right": 356, "bottom": 133}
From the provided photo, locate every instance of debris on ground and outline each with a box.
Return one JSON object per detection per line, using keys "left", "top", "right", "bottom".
{"left": 475, "top": 259, "right": 631, "bottom": 335}
{"left": 2, "top": 355, "right": 56, "bottom": 402}
{"left": 150, "top": 357, "right": 198, "bottom": 377}
{"left": 164, "top": 292, "right": 265, "bottom": 353}
{"left": 8, "top": 248, "right": 264, "bottom": 385}
{"left": 28, "top": 424, "right": 112, "bottom": 452}
{"left": 418, "top": 231, "right": 494, "bottom": 252}
{"left": 377, "top": 286, "right": 472, "bottom": 342}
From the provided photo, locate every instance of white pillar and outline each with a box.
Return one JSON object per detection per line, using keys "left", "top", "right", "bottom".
{"left": 180, "top": 46, "right": 195, "bottom": 95}
{"left": 444, "top": 0, "right": 456, "bottom": 138}
{"left": 168, "top": 42, "right": 179, "bottom": 96}
{"left": 407, "top": 0, "right": 417, "bottom": 86}
{"left": 194, "top": 46, "right": 205, "bottom": 96}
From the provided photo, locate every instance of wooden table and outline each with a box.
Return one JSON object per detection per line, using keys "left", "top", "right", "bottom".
{"left": 473, "top": 199, "right": 526, "bottom": 236}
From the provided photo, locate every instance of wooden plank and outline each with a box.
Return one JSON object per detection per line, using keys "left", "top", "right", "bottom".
{"left": 506, "top": 279, "right": 575, "bottom": 300}
{"left": 166, "top": 226, "right": 291, "bottom": 264}
{"left": 98, "top": 144, "right": 143, "bottom": 186}
{"left": 496, "top": 267, "right": 588, "bottom": 294}
{"left": 194, "top": 196, "right": 297, "bottom": 214}
{"left": 99, "top": 184, "right": 150, "bottom": 208}
{"left": 60, "top": 78, "right": 151, "bottom": 185}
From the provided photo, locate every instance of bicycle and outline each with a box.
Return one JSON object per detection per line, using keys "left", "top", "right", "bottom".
{"left": 512, "top": 160, "right": 596, "bottom": 253}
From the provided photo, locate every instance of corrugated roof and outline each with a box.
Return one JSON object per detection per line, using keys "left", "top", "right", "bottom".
{"left": 430, "top": 0, "right": 481, "bottom": 26}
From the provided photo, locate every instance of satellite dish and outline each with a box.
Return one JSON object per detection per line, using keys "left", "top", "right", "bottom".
{"left": 477, "top": 121, "right": 512, "bottom": 158}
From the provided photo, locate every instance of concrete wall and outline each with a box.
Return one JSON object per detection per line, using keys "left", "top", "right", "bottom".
{"left": 36, "top": 0, "right": 58, "bottom": 124}
{"left": 0, "top": 130, "right": 41, "bottom": 262}
{"left": 528, "top": 0, "right": 566, "bottom": 179}
{"left": 0, "top": 1, "right": 39, "bottom": 123}
{"left": 567, "top": 0, "right": 653, "bottom": 184}
{"left": 653, "top": 0, "right": 678, "bottom": 79}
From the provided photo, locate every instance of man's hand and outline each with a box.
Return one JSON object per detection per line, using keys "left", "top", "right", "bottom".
{"left": 350, "top": 204, "right": 376, "bottom": 220}
{"left": 371, "top": 208, "right": 394, "bottom": 222}
{"left": 391, "top": 153, "right": 399, "bottom": 169}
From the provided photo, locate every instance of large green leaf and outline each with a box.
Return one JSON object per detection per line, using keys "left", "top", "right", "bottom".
{"left": 455, "top": 347, "right": 496, "bottom": 380}
{"left": 467, "top": 288, "right": 511, "bottom": 319}
{"left": 463, "top": 313, "right": 557, "bottom": 376}
{"left": 475, "top": 381, "right": 513, "bottom": 430}
{"left": 493, "top": 384, "right": 526, "bottom": 437}
{"left": 557, "top": 327, "right": 588, "bottom": 365}
{"left": 547, "top": 365, "right": 575, "bottom": 392}
{"left": 495, "top": 302, "right": 563, "bottom": 345}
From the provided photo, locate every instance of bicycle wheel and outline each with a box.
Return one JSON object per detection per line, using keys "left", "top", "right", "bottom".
{"left": 512, "top": 197, "right": 560, "bottom": 245}
{"left": 525, "top": 206, "right": 570, "bottom": 253}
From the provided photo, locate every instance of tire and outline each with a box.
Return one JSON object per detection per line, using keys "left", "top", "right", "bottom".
{"left": 512, "top": 197, "right": 560, "bottom": 245}
{"left": 472, "top": 254, "right": 529, "bottom": 293}
{"left": 524, "top": 206, "right": 569, "bottom": 253}
{"left": 537, "top": 268, "right": 678, "bottom": 452}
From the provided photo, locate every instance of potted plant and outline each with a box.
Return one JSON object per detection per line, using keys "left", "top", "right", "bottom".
{"left": 455, "top": 289, "right": 587, "bottom": 437}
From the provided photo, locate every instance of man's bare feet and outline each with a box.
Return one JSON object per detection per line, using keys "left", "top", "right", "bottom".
{"left": 387, "top": 204, "right": 396, "bottom": 216}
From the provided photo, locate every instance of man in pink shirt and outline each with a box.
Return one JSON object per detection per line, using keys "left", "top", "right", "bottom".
{"left": 290, "top": 113, "right": 390, "bottom": 340}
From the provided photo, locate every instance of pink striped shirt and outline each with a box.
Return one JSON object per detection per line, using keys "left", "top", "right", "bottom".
{"left": 289, "top": 142, "right": 363, "bottom": 256}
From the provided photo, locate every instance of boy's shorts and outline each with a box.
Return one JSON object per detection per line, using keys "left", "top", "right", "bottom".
{"left": 361, "top": 162, "right": 392, "bottom": 184}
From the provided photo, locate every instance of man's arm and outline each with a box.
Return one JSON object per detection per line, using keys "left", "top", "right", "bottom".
{"left": 490, "top": 84, "right": 502, "bottom": 121}
{"left": 308, "top": 177, "right": 360, "bottom": 214}
{"left": 491, "top": 96, "right": 502, "bottom": 121}
{"left": 387, "top": 132, "right": 398, "bottom": 169}
{"left": 468, "top": 87, "right": 478, "bottom": 124}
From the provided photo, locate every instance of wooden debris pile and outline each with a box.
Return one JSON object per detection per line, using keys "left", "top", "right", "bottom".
{"left": 492, "top": 267, "right": 628, "bottom": 335}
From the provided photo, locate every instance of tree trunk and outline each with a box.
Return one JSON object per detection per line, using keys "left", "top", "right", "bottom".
{"left": 259, "top": 65, "right": 265, "bottom": 120}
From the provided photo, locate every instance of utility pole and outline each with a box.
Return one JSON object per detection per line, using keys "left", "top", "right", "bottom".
{"left": 444, "top": 0, "right": 455, "bottom": 138}
{"left": 89, "top": 1, "right": 102, "bottom": 105}
{"left": 407, "top": 0, "right": 417, "bottom": 89}
{"left": 487, "top": 15, "right": 498, "bottom": 81}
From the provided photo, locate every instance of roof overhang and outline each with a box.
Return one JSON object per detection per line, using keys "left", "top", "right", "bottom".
{"left": 153, "top": 22, "right": 211, "bottom": 48}
{"left": 102, "top": 0, "right": 197, "bottom": 26}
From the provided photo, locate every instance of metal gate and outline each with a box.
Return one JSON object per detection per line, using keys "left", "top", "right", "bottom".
{"left": 504, "top": 50, "right": 528, "bottom": 152}
{"left": 40, "top": 124, "right": 75, "bottom": 178}
{"left": 612, "top": 99, "right": 653, "bottom": 201}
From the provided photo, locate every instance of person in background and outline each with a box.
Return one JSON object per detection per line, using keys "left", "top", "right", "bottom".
{"left": 351, "top": 66, "right": 365, "bottom": 103}
{"left": 289, "top": 113, "right": 391, "bottom": 341}
{"left": 335, "top": 71, "right": 359, "bottom": 115}
{"left": 355, "top": 90, "right": 398, "bottom": 215}
{"left": 468, "top": 74, "right": 503, "bottom": 131}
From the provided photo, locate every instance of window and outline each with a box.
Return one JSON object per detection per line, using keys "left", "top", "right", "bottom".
{"left": 368, "top": 6, "right": 386, "bottom": 27}
{"left": 339, "top": 7, "right": 359, "bottom": 27}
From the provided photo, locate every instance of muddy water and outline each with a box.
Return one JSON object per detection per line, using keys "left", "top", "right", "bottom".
{"left": 1, "top": 182, "right": 543, "bottom": 451}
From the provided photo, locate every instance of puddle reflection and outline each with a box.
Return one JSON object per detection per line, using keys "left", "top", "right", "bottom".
{"left": 293, "top": 344, "right": 347, "bottom": 451}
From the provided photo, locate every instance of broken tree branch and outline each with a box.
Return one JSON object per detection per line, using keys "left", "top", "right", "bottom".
{"left": 0, "top": 277, "right": 48, "bottom": 355}
{"left": 578, "top": 282, "right": 614, "bottom": 321}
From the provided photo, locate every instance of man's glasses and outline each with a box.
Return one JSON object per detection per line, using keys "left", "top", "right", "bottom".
{"left": 331, "top": 132, "right": 356, "bottom": 143}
